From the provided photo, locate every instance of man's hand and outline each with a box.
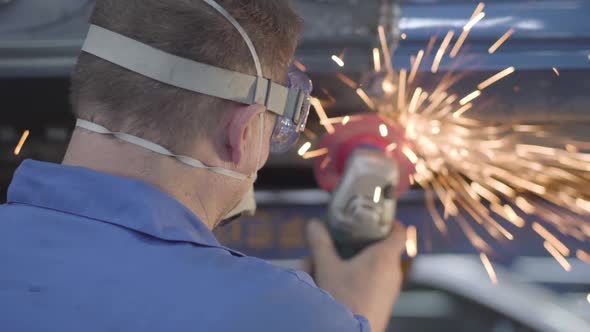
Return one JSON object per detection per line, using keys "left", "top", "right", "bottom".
{"left": 305, "top": 220, "right": 406, "bottom": 332}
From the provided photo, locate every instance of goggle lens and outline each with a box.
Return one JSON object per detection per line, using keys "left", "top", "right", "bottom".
{"left": 269, "top": 70, "right": 312, "bottom": 154}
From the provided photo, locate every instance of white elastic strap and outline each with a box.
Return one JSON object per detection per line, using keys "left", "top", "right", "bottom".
{"left": 201, "top": 0, "right": 263, "bottom": 78}
{"left": 76, "top": 119, "right": 253, "bottom": 181}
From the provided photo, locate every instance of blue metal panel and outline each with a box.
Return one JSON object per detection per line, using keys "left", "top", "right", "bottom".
{"left": 394, "top": 0, "right": 590, "bottom": 70}
{"left": 215, "top": 200, "right": 589, "bottom": 261}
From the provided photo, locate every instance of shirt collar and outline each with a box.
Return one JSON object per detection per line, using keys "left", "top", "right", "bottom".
{"left": 8, "top": 160, "right": 244, "bottom": 256}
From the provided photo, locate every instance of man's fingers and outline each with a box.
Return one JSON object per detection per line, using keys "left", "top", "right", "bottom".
{"left": 306, "top": 219, "right": 341, "bottom": 267}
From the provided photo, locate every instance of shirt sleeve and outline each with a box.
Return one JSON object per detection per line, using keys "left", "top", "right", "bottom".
{"left": 354, "top": 314, "right": 372, "bottom": 332}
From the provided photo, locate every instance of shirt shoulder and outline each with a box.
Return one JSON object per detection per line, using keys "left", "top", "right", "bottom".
{"left": 214, "top": 255, "right": 371, "bottom": 332}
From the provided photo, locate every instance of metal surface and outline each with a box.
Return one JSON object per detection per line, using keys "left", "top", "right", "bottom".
{"left": 395, "top": 1, "right": 590, "bottom": 71}
{"left": 409, "top": 255, "right": 590, "bottom": 332}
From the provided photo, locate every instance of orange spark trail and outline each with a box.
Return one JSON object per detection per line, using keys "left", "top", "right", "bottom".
{"left": 478, "top": 67, "right": 516, "bottom": 90}
{"left": 356, "top": 88, "right": 376, "bottom": 110}
{"left": 335, "top": 73, "right": 358, "bottom": 89}
{"left": 14, "top": 130, "right": 30, "bottom": 156}
{"left": 302, "top": 148, "right": 329, "bottom": 160}
{"left": 373, "top": 48, "right": 381, "bottom": 72}
{"left": 453, "top": 103, "right": 473, "bottom": 118}
{"left": 544, "top": 242, "right": 572, "bottom": 272}
{"left": 532, "top": 223, "right": 570, "bottom": 256}
{"left": 409, "top": 50, "right": 425, "bottom": 83}
{"left": 293, "top": 60, "right": 307, "bottom": 72}
{"left": 398, "top": 69, "right": 407, "bottom": 111}
{"left": 480, "top": 253, "right": 498, "bottom": 285}
{"left": 310, "top": 98, "right": 335, "bottom": 134}
{"left": 489, "top": 28, "right": 515, "bottom": 54}
{"left": 432, "top": 30, "right": 455, "bottom": 73}
{"left": 464, "top": 12, "right": 486, "bottom": 32}
{"left": 460, "top": 90, "right": 481, "bottom": 105}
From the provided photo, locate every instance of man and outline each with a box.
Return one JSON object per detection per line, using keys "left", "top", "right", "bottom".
{"left": 0, "top": 1, "right": 406, "bottom": 331}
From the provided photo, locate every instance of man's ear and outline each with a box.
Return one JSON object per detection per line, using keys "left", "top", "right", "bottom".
{"left": 227, "top": 104, "right": 266, "bottom": 164}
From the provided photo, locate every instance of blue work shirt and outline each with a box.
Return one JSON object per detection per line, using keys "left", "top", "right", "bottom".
{"left": 0, "top": 160, "right": 370, "bottom": 332}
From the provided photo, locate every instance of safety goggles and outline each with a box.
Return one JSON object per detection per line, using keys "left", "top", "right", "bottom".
{"left": 81, "top": 24, "right": 312, "bottom": 154}
{"left": 270, "top": 69, "right": 313, "bottom": 154}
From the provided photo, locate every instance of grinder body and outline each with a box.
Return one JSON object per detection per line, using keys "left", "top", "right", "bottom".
{"left": 328, "top": 148, "right": 399, "bottom": 258}
{"left": 313, "top": 114, "right": 414, "bottom": 258}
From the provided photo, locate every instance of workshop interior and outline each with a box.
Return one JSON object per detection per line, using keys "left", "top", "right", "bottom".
{"left": 1, "top": 0, "right": 590, "bottom": 331}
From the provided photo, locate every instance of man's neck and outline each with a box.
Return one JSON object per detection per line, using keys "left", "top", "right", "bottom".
{"left": 63, "top": 129, "right": 220, "bottom": 229}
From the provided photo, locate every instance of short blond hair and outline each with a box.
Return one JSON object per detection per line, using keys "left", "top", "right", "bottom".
{"left": 70, "top": 0, "right": 303, "bottom": 151}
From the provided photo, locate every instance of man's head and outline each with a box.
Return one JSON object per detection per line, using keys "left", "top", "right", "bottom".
{"left": 68, "top": 0, "right": 303, "bottom": 223}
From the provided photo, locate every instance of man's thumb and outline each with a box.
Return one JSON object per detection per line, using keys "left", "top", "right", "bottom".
{"left": 306, "top": 219, "right": 340, "bottom": 266}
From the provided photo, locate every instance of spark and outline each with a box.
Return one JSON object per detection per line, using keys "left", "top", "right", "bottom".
{"left": 578, "top": 250, "right": 590, "bottom": 264}
{"left": 386, "top": 143, "right": 398, "bottom": 152}
{"left": 293, "top": 60, "right": 307, "bottom": 72}
{"left": 478, "top": 67, "right": 516, "bottom": 90}
{"left": 480, "top": 253, "right": 498, "bottom": 285}
{"left": 379, "top": 124, "right": 389, "bottom": 137}
{"left": 503, "top": 205, "right": 526, "bottom": 228}
{"left": 320, "top": 157, "right": 331, "bottom": 170}
{"left": 532, "top": 222, "right": 570, "bottom": 256}
{"left": 552, "top": 67, "right": 560, "bottom": 76}
{"left": 378, "top": 25, "right": 393, "bottom": 74}
{"left": 406, "top": 226, "right": 418, "bottom": 258}
{"left": 331, "top": 55, "right": 344, "bottom": 67}
{"left": 302, "top": 148, "right": 329, "bottom": 160}
{"left": 474, "top": 2, "right": 485, "bottom": 16}
{"left": 373, "top": 186, "right": 382, "bottom": 203}
{"left": 335, "top": 73, "right": 358, "bottom": 89}
{"left": 450, "top": 30, "right": 469, "bottom": 59}
{"left": 408, "top": 87, "right": 423, "bottom": 113}
{"left": 382, "top": 79, "right": 395, "bottom": 94}
{"left": 14, "top": 130, "right": 30, "bottom": 156}
{"left": 310, "top": 98, "right": 335, "bottom": 134}
{"left": 432, "top": 30, "right": 455, "bottom": 74}
{"left": 516, "top": 144, "right": 556, "bottom": 157}
{"left": 402, "top": 146, "right": 419, "bottom": 164}
{"left": 515, "top": 196, "right": 535, "bottom": 214}
{"left": 453, "top": 103, "right": 473, "bottom": 118}
{"left": 409, "top": 50, "right": 424, "bottom": 83}
{"left": 543, "top": 241, "right": 572, "bottom": 272}
{"left": 356, "top": 88, "right": 376, "bottom": 110}
{"left": 463, "top": 12, "right": 486, "bottom": 32}
{"left": 489, "top": 28, "right": 515, "bottom": 54}
{"left": 401, "top": 33, "right": 407, "bottom": 40}
{"left": 398, "top": 69, "right": 407, "bottom": 111}
{"left": 298, "top": 142, "right": 312, "bottom": 156}
{"left": 342, "top": 116, "right": 351, "bottom": 125}
{"left": 459, "top": 90, "right": 481, "bottom": 105}
{"left": 471, "top": 182, "right": 500, "bottom": 204}
{"left": 373, "top": 48, "right": 381, "bottom": 72}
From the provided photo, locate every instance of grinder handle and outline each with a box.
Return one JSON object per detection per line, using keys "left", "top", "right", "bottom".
{"left": 328, "top": 225, "right": 388, "bottom": 259}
